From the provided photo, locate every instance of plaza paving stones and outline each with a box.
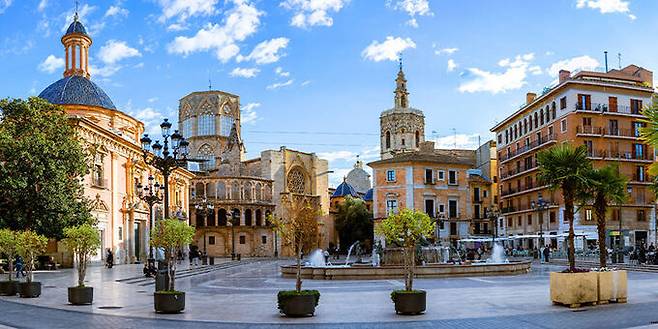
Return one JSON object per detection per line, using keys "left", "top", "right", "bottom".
{"left": 2, "top": 260, "right": 658, "bottom": 328}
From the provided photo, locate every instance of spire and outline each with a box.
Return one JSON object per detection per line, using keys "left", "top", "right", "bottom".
{"left": 62, "top": 4, "right": 92, "bottom": 79}
{"left": 394, "top": 56, "right": 409, "bottom": 108}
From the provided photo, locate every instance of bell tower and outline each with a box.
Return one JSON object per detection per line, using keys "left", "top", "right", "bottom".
{"left": 62, "top": 11, "right": 92, "bottom": 79}
{"left": 379, "top": 60, "right": 425, "bottom": 160}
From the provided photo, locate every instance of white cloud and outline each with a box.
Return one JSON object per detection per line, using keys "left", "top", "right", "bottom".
{"left": 167, "top": 23, "right": 187, "bottom": 31}
{"left": 98, "top": 40, "right": 141, "bottom": 64}
{"left": 267, "top": 79, "right": 294, "bottom": 90}
{"left": 157, "top": 0, "right": 219, "bottom": 23}
{"left": 280, "top": 0, "right": 349, "bottom": 28}
{"left": 62, "top": 4, "right": 96, "bottom": 32}
{"left": 432, "top": 133, "right": 481, "bottom": 149}
{"left": 38, "top": 55, "right": 64, "bottom": 74}
{"left": 361, "top": 36, "right": 416, "bottom": 62}
{"left": 37, "top": 0, "right": 47, "bottom": 12}
{"left": 301, "top": 80, "right": 311, "bottom": 86}
{"left": 0, "top": 0, "right": 11, "bottom": 14}
{"left": 230, "top": 67, "right": 260, "bottom": 78}
{"left": 89, "top": 64, "right": 121, "bottom": 78}
{"left": 237, "top": 37, "right": 289, "bottom": 64}
{"left": 576, "top": 0, "right": 635, "bottom": 19}
{"left": 547, "top": 55, "right": 600, "bottom": 77}
{"left": 318, "top": 150, "right": 356, "bottom": 162}
{"left": 387, "top": 0, "right": 433, "bottom": 27}
{"left": 459, "top": 53, "right": 535, "bottom": 94}
{"left": 148, "top": 97, "right": 159, "bottom": 103}
{"left": 167, "top": 0, "right": 262, "bottom": 63}
{"left": 529, "top": 65, "right": 542, "bottom": 75}
{"left": 435, "top": 47, "right": 458, "bottom": 55}
{"left": 105, "top": 5, "right": 129, "bottom": 18}
{"left": 275, "top": 67, "right": 290, "bottom": 77}
{"left": 447, "top": 59, "right": 457, "bottom": 72}
{"left": 241, "top": 102, "right": 261, "bottom": 124}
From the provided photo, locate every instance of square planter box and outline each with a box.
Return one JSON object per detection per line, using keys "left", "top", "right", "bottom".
{"left": 550, "top": 272, "right": 598, "bottom": 308}
{"left": 597, "top": 270, "right": 627, "bottom": 304}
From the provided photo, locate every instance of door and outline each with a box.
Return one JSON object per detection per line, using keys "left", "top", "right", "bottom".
{"left": 609, "top": 97, "right": 618, "bottom": 112}
{"left": 424, "top": 199, "right": 435, "bottom": 218}
{"left": 134, "top": 222, "right": 141, "bottom": 262}
{"left": 608, "top": 120, "right": 618, "bottom": 136}
{"left": 448, "top": 200, "right": 458, "bottom": 218}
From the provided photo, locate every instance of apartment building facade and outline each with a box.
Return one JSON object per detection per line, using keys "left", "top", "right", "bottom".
{"left": 491, "top": 65, "right": 656, "bottom": 250}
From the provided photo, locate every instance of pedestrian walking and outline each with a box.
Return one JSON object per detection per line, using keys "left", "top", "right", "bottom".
{"left": 14, "top": 255, "right": 26, "bottom": 278}
{"left": 543, "top": 245, "right": 550, "bottom": 263}
{"left": 105, "top": 248, "right": 114, "bottom": 269}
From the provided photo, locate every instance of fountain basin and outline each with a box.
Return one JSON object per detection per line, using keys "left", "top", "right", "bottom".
{"left": 280, "top": 261, "right": 531, "bottom": 280}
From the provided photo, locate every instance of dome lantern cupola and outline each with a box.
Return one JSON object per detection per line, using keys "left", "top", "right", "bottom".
{"left": 62, "top": 12, "right": 92, "bottom": 79}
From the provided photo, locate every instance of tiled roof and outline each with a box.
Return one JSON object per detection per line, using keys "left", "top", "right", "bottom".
{"left": 331, "top": 181, "right": 359, "bottom": 198}
{"left": 39, "top": 76, "right": 117, "bottom": 110}
{"left": 363, "top": 188, "right": 373, "bottom": 201}
{"left": 65, "top": 21, "right": 88, "bottom": 36}
{"left": 368, "top": 149, "right": 476, "bottom": 167}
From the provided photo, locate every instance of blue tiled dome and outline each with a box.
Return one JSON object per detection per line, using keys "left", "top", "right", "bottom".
{"left": 38, "top": 76, "right": 116, "bottom": 110}
{"left": 66, "top": 21, "right": 88, "bottom": 36}
{"left": 332, "top": 181, "right": 359, "bottom": 198}
{"left": 363, "top": 188, "right": 373, "bottom": 201}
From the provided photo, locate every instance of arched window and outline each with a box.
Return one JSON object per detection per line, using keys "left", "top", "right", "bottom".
{"left": 182, "top": 118, "right": 193, "bottom": 138}
{"left": 218, "top": 209, "right": 227, "bottom": 226}
{"left": 545, "top": 105, "right": 550, "bottom": 122}
{"left": 539, "top": 109, "right": 544, "bottom": 125}
{"left": 231, "top": 182, "right": 240, "bottom": 200}
{"left": 195, "top": 182, "right": 205, "bottom": 198}
{"left": 385, "top": 131, "right": 391, "bottom": 149}
{"left": 206, "top": 208, "right": 216, "bottom": 226}
{"left": 220, "top": 116, "right": 235, "bottom": 137}
{"left": 217, "top": 181, "right": 227, "bottom": 200}
{"left": 534, "top": 112, "right": 538, "bottom": 127}
{"left": 198, "top": 144, "right": 215, "bottom": 171}
{"left": 197, "top": 114, "right": 215, "bottom": 136}
{"left": 244, "top": 182, "right": 252, "bottom": 200}
{"left": 245, "top": 209, "right": 253, "bottom": 226}
{"left": 415, "top": 131, "right": 420, "bottom": 147}
{"left": 256, "top": 209, "right": 263, "bottom": 226}
{"left": 528, "top": 116, "right": 533, "bottom": 131}
{"left": 206, "top": 182, "right": 216, "bottom": 198}
{"left": 288, "top": 167, "right": 306, "bottom": 194}
{"left": 551, "top": 102, "right": 556, "bottom": 120}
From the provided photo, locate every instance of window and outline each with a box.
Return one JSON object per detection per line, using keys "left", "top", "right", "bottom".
{"left": 198, "top": 144, "right": 215, "bottom": 171}
{"left": 540, "top": 109, "right": 544, "bottom": 125}
{"left": 220, "top": 116, "right": 234, "bottom": 137}
{"left": 239, "top": 235, "right": 246, "bottom": 244}
{"left": 637, "top": 210, "right": 646, "bottom": 222}
{"left": 474, "top": 187, "right": 480, "bottom": 202}
{"left": 182, "top": 118, "right": 193, "bottom": 138}
{"left": 609, "top": 120, "right": 619, "bottom": 136}
{"left": 633, "top": 122, "right": 645, "bottom": 137}
{"left": 517, "top": 217, "right": 522, "bottom": 226}
{"left": 560, "top": 97, "right": 567, "bottom": 109}
{"left": 631, "top": 99, "right": 643, "bottom": 114}
{"left": 545, "top": 105, "right": 550, "bottom": 123}
{"left": 385, "top": 131, "right": 391, "bottom": 149}
{"left": 507, "top": 217, "right": 512, "bottom": 227}
{"left": 415, "top": 131, "right": 420, "bottom": 147}
{"left": 261, "top": 236, "right": 267, "bottom": 244}
{"left": 437, "top": 170, "right": 445, "bottom": 180}
{"left": 582, "top": 117, "right": 592, "bottom": 127}
{"left": 425, "top": 169, "right": 434, "bottom": 184}
{"left": 198, "top": 114, "right": 215, "bottom": 136}
{"left": 498, "top": 134, "right": 502, "bottom": 144}
{"left": 551, "top": 102, "right": 556, "bottom": 120}
{"left": 548, "top": 125, "right": 554, "bottom": 136}
{"left": 438, "top": 204, "right": 445, "bottom": 215}
{"left": 585, "top": 209, "right": 593, "bottom": 221}
{"left": 474, "top": 204, "right": 480, "bottom": 219}
{"left": 560, "top": 119, "right": 567, "bottom": 133}
{"left": 527, "top": 214, "right": 532, "bottom": 225}
{"left": 578, "top": 94, "right": 591, "bottom": 110}
{"left": 386, "top": 170, "right": 396, "bottom": 182}
{"left": 92, "top": 152, "right": 104, "bottom": 187}
{"left": 612, "top": 209, "right": 620, "bottom": 221}
{"left": 534, "top": 112, "right": 538, "bottom": 128}
{"left": 483, "top": 190, "right": 488, "bottom": 198}
{"left": 609, "top": 97, "right": 618, "bottom": 112}
{"left": 633, "top": 143, "right": 645, "bottom": 160}
{"left": 386, "top": 199, "right": 398, "bottom": 215}
{"left": 550, "top": 211, "right": 556, "bottom": 223}
{"left": 209, "top": 236, "right": 216, "bottom": 245}
{"left": 448, "top": 170, "right": 457, "bottom": 185}
{"left": 583, "top": 140, "right": 593, "bottom": 156}
{"left": 636, "top": 166, "right": 646, "bottom": 182}
{"left": 401, "top": 138, "right": 406, "bottom": 146}
{"left": 448, "top": 200, "right": 458, "bottom": 218}
{"left": 118, "top": 227, "right": 123, "bottom": 240}
{"left": 425, "top": 199, "right": 435, "bottom": 218}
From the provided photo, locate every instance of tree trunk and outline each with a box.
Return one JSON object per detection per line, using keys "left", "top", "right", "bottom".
{"left": 407, "top": 246, "right": 415, "bottom": 291}
{"left": 168, "top": 249, "right": 175, "bottom": 291}
{"left": 595, "top": 194, "right": 607, "bottom": 268}
{"left": 295, "top": 244, "right": 302, "bottom": 293}
{"left": 564, "top": 189, "right": 576, "bottom": 271}
{"left": 7, "top": 253, "right": 13, "bottom": 282}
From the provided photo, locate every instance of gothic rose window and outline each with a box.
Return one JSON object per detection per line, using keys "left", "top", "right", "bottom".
{"left": 287, "top": 168, "right": 306, "bottom": 194}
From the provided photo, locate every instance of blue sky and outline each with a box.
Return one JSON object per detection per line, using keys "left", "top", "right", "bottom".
{"left": 1, "top": 0, "right": 656, "bottom": 187}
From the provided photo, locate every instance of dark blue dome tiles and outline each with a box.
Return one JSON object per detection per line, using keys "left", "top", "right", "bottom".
{"left": 38, "top": 76, "right": 116, "bottom": 110}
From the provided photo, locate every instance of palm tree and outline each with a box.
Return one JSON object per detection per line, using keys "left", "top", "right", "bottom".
{"left": 639, "top": 96, "right": 658, "bottom": 194}
{"left": 578, "top": 165, "right": 627, "bottom": 268}
{"left": 537, "top": 144, "right": 592, "bottom": 271}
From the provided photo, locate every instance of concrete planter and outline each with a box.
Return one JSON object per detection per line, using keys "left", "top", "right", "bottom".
{"left": 550, "top": 272, "right": 598, "bottom": 308}
{"left": 154, "top": 291, "right": 185, "bottom": 314}
{"left": 0, "top": 281, "right": 18, "bottom": 296}
{"left": 278, "top": 294, "right": 317, "bottom": 317}
{"left": 597, "top": 270, "right": 627, "bottom": 304}
{"left": 68, "top": 286, "right": 93, "bottom": 305}
{"left": 392, "top": 290, "right": 426, "bottom": 315}
{"left": 18, "top": 282, "right": 41, "bottom": 298}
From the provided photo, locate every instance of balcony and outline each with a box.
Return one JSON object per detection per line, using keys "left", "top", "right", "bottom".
{"left": 630, "top": 173, "right": 653, "bottom": 184}
{"left": 500, "top": 159, "right": 538, "bottom": 180}
{"left": 500, "top": 182, "right": 548, "bottom": 198}
{"left": 588, "top": 149, "right": 652, "bottom": 162}
{"left": 576, "top": 125, "right": 640, "bottom": 139}
{"left": 501, "top": 201, "right": 558, "bottom": 215}
{"left": 575, "top": 103, "right": 643, "bottom": 116}
{"left": 91, "top": 178, "right": 108, "bottom": 188}
{"left": 500, "top": 133, "right": 556, "bottom": 163}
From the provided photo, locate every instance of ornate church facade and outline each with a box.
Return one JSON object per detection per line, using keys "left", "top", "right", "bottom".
{"left": 38, "top": 14, "right": 193, "bottom": 265}
{"left": 181, "top": 91, "right": 330, "bottom": 258}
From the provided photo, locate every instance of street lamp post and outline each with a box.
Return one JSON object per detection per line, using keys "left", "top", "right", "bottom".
{"left": 486, "top": 206, "right": 500, "bottom": 245}
{"left": 136, "top": 175, "right": 162, "bottom": 260}
{"left": 531, "top": 193, "right": 549, "bottom": 247}
{"left": 436, "top": 213, "right": 445, "bottom": 246}
{"left": 194, "top": 199, "right": 214, "bottom": 254}
{"left": 231, "top": 210, "right": 240, "bottom": 260}
{"left": 140, "top": 119, "right": 189, "bottom": 219}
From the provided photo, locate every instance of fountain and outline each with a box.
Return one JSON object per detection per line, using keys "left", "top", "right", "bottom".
{"left": 344, "top": 241, "right": 360, "bottom": 266}
{"left": 486, "top": 243, "right": 509, "bottom": 264}
{"left": 307, "top": 249, "right": 326, "bottom": 267}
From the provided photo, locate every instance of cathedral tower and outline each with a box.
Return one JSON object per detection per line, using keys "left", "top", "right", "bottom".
{"left": 379, "top": 62, "right": 425, "bottom": 159}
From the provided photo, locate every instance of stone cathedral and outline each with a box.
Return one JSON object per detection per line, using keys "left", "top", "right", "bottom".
{"left": 180, "top": 91, "right": 331, "bottom": 257}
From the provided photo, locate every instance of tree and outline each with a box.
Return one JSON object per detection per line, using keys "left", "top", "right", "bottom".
{"left": 375, "top": 209, "right": 434, "bottom": 291}
{"left": 16, "top": 230, "right": 49, "bottom": 283}
{"left": 577, "top": 165, "right": 627, "bottom": 268}
{"left": 639, "top": 97, "right": 658, "bottom": 194}
{"left": 150, "top": 219, "right": 195, "bottom": 292}
{"left": 0, "top": 98, "right": 93, "bottom": 239}
{"left": 537, "top": 144, "right": 592, "bottom": 271}
{"left": 272, "top": 195, "right": 321, "bottom": 293}
{"left": 62, "top": 224, "right": 101, "bottom": 287}
{"left": 0, "top": 229, "right": 17, "bottom": 281}
{"left": 334, "top": 196, "right": 373, "bottom": 252}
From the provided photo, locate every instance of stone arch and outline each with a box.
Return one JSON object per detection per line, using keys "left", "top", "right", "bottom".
{"left": 415, "top": 130, "right": 420, "bottom": 147}
{"left": 206, "top": 181, "right": 216, "bottom": 198}
{"left": 217, "top": 181, "right": 227, "bottom": 200}
{"left": 551, "top": 102, "right": 557, "bottom": 120}
{"left": 255, "top": 183, "right": 263, "bottom": 200}
{"left": 206, "top": 208, "right": 216, "bottom": 226}
{"left": 195, "top": 182, "right": 205, "bottom": 199}
{"left": 534, "top": 112, "right": 538, "bottom": 127}
{"left": 245, "top": 209, "right": 253, "bottom": 226}
{"left": 385, "top": 131, "right": 391, "bottom": 149}
{"left": 287, "top": 166, "right": 308, "bottom": 194}
{"left": 244, "top": 181, "right": 253, "bottom": 200}
{"left": 218, "top": 208, "right": 228, "bottom": 226}
{"left": 256, "top": 209, "right": 263, "bottom": 226}
{"left": 231, "top": 181, "right": 240, "bottom": 200}
{"left": 231, "top": 208, "right": 241, "bottom": 226}
{"left": 264, "top": 184, "right": 272, "bottom": 201}
{"left": 198, "top": 144, "right": 215, "bottom": 171}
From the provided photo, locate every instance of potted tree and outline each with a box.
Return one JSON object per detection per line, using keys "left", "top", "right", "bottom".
{"left": 16, "top": 230, "right": 48, "bottom": 298}
{"left": 62, "top": 224, "right": 101, "bottom": 305}
{"left": 579, "top": 165, "right": 629, "bottom": 304}
{"left": 272, "top": 195, "right": 321, "bottom": 317}
{"left": 0, "top": 229, "right": 18, "bottom": 296}
{"left": 375, "top": 208, "right": 434, "bottom": 315}
{"left": 150, "top": 218, "right": 195, "bottom": 313}
{"left": 538, "top": 144, "right": 598, "bottom": 307}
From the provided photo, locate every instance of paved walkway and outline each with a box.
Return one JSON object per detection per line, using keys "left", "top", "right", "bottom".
{"left": 2, "top": 260, "right": 658, "bottom": 328}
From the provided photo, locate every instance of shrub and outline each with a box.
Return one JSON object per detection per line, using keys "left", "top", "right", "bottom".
{"left": 62, "top": 224, "right": 101, "bottom": 287}
{"left": 277, "top": 290, "right": 320, "bottom": 311}
{"left": 16, "top": 230, "right": 48, "bottom": 283}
